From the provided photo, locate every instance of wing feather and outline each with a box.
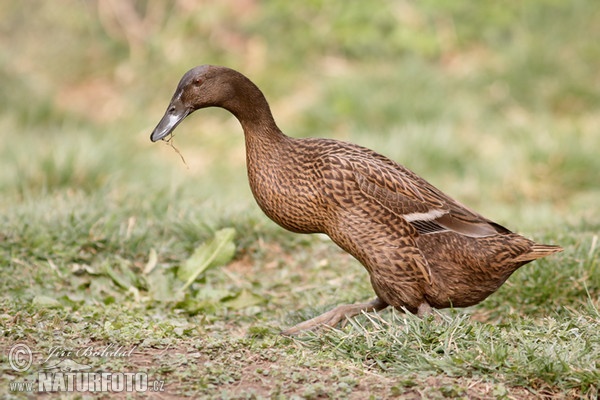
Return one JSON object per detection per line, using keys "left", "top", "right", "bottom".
{"left": 350, "top": 153, "right": 510, "bottom": 237}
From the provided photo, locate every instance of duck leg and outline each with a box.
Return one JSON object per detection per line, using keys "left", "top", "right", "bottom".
{"left": 281, "top": 297, "right": 388, "bottom": 336}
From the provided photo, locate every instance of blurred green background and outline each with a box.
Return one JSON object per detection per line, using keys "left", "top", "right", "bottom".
{"left": 1, "top": 0, "right": 599, "bottom": 293}
{"left": 1, "top": 0, "right": 598, "bottom": 227}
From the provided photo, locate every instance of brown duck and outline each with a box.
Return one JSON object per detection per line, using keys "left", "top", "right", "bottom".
{"left": 150, "top": 65, "right": 562, "bottom": 335}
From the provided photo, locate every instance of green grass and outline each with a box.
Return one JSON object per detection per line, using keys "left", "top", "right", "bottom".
{"left": 1, "top": 1, "right": 599, "bottom": 398}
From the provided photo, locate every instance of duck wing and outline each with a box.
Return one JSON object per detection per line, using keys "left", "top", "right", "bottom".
{"left": 349, "top": 150, "right": 510, "bottom": 238}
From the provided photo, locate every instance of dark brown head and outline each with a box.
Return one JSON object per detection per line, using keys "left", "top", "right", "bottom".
{"left": 150, "top": 65, "right": 270, "bottom": 142}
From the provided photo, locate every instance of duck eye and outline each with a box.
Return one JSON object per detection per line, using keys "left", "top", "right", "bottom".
{"left": 194, "top": 78, "right": 203, "bottom": 85}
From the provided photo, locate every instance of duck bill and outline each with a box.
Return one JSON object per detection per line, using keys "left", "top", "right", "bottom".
{"left": 150, "top": 105, "right": 191, "bottom": 142}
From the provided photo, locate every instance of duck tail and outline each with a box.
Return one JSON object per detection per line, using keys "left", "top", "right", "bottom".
{"left": 515, "top": 243, "right": 563, "bottom": 262}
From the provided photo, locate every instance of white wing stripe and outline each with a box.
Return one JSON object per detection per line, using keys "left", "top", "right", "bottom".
{"left": 403, "top": 209, "right": 446, "bottom": 222}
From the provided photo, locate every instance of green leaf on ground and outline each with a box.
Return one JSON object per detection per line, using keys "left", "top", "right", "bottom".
{"left": 222, "top": 289, "right": 265, "bottom": 310}
{"left": 147, "top": 266, "right": 182, "bottom": 303}
{"left": 32, "top": 295, "right": 62, "bottom": 309}
{"left": 177, "top": 228, "right": 236, "bottom": 293}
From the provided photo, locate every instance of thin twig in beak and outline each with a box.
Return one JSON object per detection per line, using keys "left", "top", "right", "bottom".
{"left": 164, "top": 134, "right": 189, "bottom": 169}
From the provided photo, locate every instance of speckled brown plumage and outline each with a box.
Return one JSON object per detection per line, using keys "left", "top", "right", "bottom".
{"left": 150, "top": 65, "right": 563, "bottom": 335}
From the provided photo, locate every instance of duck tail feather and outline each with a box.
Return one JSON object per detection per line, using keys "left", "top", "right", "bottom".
{"left": 514, "top": 243, "right": 563, "bottom": 262}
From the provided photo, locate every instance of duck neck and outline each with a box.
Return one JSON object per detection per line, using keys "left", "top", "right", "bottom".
{"left": 239, "top": 112, "right": 286, "bottom": 150}
{"left": 234, "top": 101, "right": 287, "bottom": 166}
{"left": 219, "top": 71, "right": 286, "bottom": 147}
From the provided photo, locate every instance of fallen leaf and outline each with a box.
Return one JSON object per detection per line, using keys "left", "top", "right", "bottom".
{"left": 222, "top": 289, "right": 265, "bottom": 310}
{"left": 32, "top": 295, "right": 62, "bottom": 309}
{"left": 147, "top": 267, "right": 182, "bottom": 303}
{"left": 177, "top": 228, "right": 236, "bottom": 294}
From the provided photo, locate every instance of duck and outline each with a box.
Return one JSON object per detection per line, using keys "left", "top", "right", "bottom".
{"left": 150, "top": 65, "right": 563, "bottom": 335}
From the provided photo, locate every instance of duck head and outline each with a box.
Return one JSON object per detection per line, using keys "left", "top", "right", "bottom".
{"left": 150, "top": 65, "right": 237, "bottom": 142}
